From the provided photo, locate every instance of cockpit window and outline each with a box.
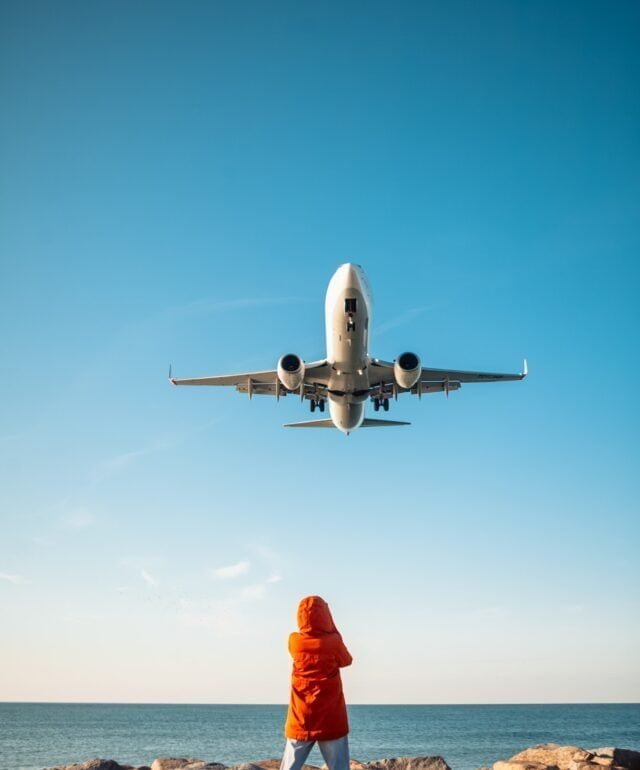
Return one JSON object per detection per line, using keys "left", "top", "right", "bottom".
{"left": 345, "top": 298, "right": 357, "bottom": 313}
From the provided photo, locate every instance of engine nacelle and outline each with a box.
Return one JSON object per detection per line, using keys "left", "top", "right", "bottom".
{"left": 277, "top": 353, "right": 305, "bottom": 392}
{"left": 394, "top": 352, "right": 421, "bottom": 390}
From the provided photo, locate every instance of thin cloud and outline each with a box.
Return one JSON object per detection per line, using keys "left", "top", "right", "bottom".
{"left": 170, "top": 296, "right": 313, "bottom": 320}
{"left": 376, "top": 306, "right": 429, "bottom": 336}
{"left": 102, "top": 449, "right": 148, "bottom": 471}
{"left": 97, "top": 419, "right": 218, "bottom": 480}
{"left": 140, "top": 569, "right": 157, "bottom": 587}
{"left": 240, "top": 583, "right": 266, "bottom": 601}
{"left": 0, "top": 571, "right": 27, "bottom": 585}
{"left": 266, "top": 572, "right": 283, "bottom": 583}
{"left": 211, "top": 560, "right": 251, "bottom": 580}
{"left": 59, "top": 507, "right": 96, "bottom": 530}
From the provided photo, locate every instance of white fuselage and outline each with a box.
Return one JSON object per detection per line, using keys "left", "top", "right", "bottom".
{"left": 324, "top": 263, "right": 373, "bottom": 432}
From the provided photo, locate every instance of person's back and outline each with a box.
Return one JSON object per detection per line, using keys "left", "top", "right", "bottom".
{"left": 281, "top": 596, "right": 353, "bottom": 770}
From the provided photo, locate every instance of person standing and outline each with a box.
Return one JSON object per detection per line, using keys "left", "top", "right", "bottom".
{"left": 280, "top": 596, "right": 353, "bottom": 770}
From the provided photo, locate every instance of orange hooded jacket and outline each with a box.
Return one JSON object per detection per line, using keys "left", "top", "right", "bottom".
{"left": 285, "top": 596, "right": 353, "bottom": 742}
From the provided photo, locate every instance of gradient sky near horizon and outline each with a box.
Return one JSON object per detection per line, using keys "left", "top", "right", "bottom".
{"left": 1, "top": 1, "right": 639, "bottom": 704}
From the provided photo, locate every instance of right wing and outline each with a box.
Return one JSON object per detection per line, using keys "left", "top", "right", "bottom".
{"left": 369, "top": 358, "right": 527, "bottom": 391}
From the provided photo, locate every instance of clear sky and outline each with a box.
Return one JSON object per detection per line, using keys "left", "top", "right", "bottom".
{"left": 1, "top": 0, "right": 638, "bottom": 704}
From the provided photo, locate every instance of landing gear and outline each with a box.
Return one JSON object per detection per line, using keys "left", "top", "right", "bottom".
{"left": 319, "top": 399, "right": 325, "bottom": 412}
{"left": 383, "top": 398, "right": 389, "bottom": 412}
{"left": 310, "top": 400, "right": 316, "bottom": 413}
{"left": 310, "top": 399, "right": 326, "bottom": 413}
{"left": 373, "top": 398, "right": 380, "bottom": 412}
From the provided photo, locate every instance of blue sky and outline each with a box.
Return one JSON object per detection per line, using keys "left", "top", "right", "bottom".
{"left": 1, "top": 0, "right": 638, "bottom": 703}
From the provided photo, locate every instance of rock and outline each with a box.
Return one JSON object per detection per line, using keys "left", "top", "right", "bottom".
{"left": 594, "top": 751, "right": 640, "bottom": 770}
{"left": 229, "top": 765, "right": 266, "bottom": 770}
{"left": 230, "top": 763, "right": 316, "bottom": 770}
{"left": 509, "top": 745, "right": 583, "bottom": 770}
{"left": 44, "top": 761, "right": 135, "bottom": 770}
{"left": 573, "top": 754, "right": 595, "bottom": 764}
{"left": 151, "top": 761, "right": 223, "bottom": 770}
{"left": 320, "top": 762, "right": 368, "bottom": 770}
{"left": 494, "top": 761, "right": 557, "bottom": 770}
{"left": 184, "top": 765, "right": 226, "bottom": 770}
{"left": 360, "top": 757, "right": 451, "bottom": 770}
{"left": 569, "top": 762, "right": 595, "bottom": 770}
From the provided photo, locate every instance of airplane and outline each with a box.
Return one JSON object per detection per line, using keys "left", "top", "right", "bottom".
{"left": 170, "top": 263, "right": 527, "bottom": 434}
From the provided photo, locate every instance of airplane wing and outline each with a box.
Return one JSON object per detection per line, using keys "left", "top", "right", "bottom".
{"left": 368, "top": 359, "right": 527, "bottom": 393}
{"left": 169, "top": 360, "right": 331, "bottom": 397}
{"left": 170, "top": 369, "right": 277, "bottom": 387}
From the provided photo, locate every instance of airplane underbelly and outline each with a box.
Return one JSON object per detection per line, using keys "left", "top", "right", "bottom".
{"left": 329, "top": 401, "right": 365, "bottom": 433}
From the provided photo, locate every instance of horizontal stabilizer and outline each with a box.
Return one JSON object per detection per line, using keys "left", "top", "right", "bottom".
{"left": 283, "top": 418, "right": 410, "bottom": 428}
{"left": 361, "top": 418, "right": 411, "bottom": 427}
{"left": 284, "top": 419, "right": 336, "bottom": 428}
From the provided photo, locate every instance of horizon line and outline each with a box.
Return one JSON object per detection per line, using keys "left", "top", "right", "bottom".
{"left": 2, "top": 700, "right": 639, "bottom": 706}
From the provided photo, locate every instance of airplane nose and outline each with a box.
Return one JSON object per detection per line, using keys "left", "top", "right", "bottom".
{"left": 340, "top": 263, "right": 362, "bottom": 289}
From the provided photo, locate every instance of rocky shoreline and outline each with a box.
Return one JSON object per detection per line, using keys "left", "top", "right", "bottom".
{"left": 44, "top": 744, "right": 640, "bottom": 770}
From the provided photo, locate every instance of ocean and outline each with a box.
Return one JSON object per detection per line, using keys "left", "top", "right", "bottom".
{"left": 1, "top": 703, "right": 638, "bottom": 770}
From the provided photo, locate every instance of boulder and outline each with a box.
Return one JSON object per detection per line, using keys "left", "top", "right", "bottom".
{"left": 229, "top": 765, "right": 268, "bottom": 770}
{"left": 590, "top": 751, "right": 640, "bottom": 770}
{"left": 494, "top": 761, "right": 557, "bottom": 770}
{"left": 230, "top": 763, "right": 316, "bottom": 770}
{"left": 360, "top": 757, "right": 451, "bottom": 770}
{"left": 184, "top": 765, "right": 226, "bottom": 770}
{"left": 493, "top": 746, "right": 640, "bottom": 770}
{"left": 44, "top": 761, "right": 135, "bottom": 770}
{"left": 508, "top": 745, "right": 583, "bottom": 770}
{"left": 151, "top": 761, "right": 224, "bottom": 770}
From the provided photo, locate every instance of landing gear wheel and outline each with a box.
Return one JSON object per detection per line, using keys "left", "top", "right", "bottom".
{"left": 383, "top": 398, "right": 390, "bottom": 412}
{"left": 373, "top": 398, "right": 380, "bottom": 412}
{"left": 310, "top": 400, "right": 316, "bottom": 413}
{"left": 319, "top": 400, "right": 325, "bottom": 412}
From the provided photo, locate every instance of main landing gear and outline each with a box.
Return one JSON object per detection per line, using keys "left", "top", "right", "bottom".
{"left": 373, "top": 397, "right": 390, "bottom": 412}
{"left": 310, "top": 399, "right": 325, "bottom": 413}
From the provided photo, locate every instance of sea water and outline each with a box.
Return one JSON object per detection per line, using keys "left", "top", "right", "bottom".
{"left": 1, "top": 703, "right": 638, "bottom": 770}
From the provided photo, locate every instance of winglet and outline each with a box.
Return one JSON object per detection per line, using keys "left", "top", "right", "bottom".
{"left": 169, "top": 364, "right": 176, "bottom": 386}
{"left": 522, "top": 358, "right": 528, "bottom": 378}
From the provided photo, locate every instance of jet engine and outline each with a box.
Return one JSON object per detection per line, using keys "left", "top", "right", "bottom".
{"left": 394, "top": 352, "right": 422, "bottom": 390}
{"left": 277, "top": 353, "right": 305, "bottom": 391}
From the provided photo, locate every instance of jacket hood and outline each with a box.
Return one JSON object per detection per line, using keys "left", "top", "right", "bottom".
{"left": 297, "top": 595, "right": 337, "bottom": 635}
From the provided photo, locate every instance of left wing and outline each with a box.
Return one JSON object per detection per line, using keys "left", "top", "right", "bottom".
{"left": 169, "top": 360, "right": 331, "bottom": 398}
{"left": 170, "top": 369, "right": 277, "bottom": 387}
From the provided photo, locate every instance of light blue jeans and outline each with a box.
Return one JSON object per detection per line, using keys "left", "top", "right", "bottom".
{"left": 280, "top": 735, "right": 350, "bottom": 770}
